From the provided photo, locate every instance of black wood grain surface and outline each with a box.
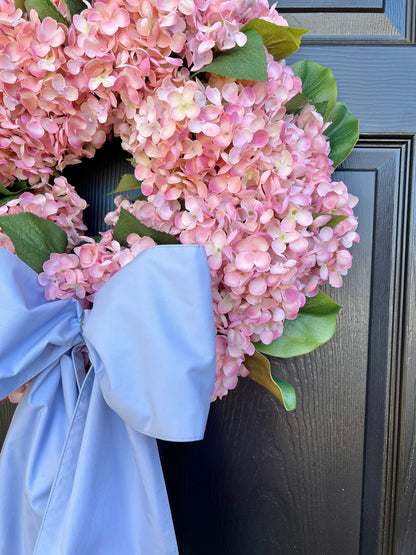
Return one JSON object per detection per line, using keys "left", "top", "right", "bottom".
{"left": 0, "top": 403, "right": 14, "bottom": 446}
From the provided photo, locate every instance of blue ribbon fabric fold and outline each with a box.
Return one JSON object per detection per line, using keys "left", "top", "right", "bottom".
{"left": 0, "top": 245, "right": 215, "bottom": 554}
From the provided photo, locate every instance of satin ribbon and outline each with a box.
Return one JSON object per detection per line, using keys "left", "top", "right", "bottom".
{"left": 0, "top": 245, "right": 215, "bottom": 554}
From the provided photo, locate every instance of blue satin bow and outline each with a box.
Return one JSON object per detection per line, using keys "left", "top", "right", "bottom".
{"left": 0, "top": 245, "right": 215, "bottom": 554}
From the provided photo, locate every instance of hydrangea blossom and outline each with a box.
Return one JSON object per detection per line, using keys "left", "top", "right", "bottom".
{"left": 38, "top": 232, "right": 156, "bottom": 307}
{"left": 106, "top": 55, "right": 359, "bottom": 399}
{"left": 0, "top": 176, "right": 87, "bottom": 252}
{"left": 0, "top": 0, "right": 111, "bottom": 186}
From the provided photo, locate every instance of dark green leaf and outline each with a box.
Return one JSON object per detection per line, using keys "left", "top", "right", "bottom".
{"left": 25, "top": 0, "right": 69, "bottom": 24}
{"left": 245, "top": 350, "right": 296, "bottom": 410}
{"left": 14, "top": 180, "right": 29, "bottom": 192}
{"left": 326, "top": 102, "right": 359, "bottom": 167}
{"left": 255, "top": 291, "right": 341, "bottom": 358}
{"left": 0, "top": 193, "right": 27, "bottom": 207}
{"left": 75, "top": 235, "right": 101, "bottom": 247}
{"left": 0, "top": 180, "right": 28, "bottom": 197}
{"left": 109, "top": 174, "right": 143, "bottom": 195}
{"left": 65, "top": 0, "right": 86, "bottom": 16}
{"left": 285, "top": 93, "right": 309, "bottom": 114}
{"left": 113, "top": 208, "right": 180, "bottom": 247}
{"left": 242, "top": 19, "right": 307, "bottom": 60}
{"left": 0, "top": 213, "right": 68, "bottom": 273}
{"left": 0, "top": 183, "right": 17, "bottom": 197}
{"left": 0, "top": 181, "right": 30, "bottom": 207}
{"left": 291, "top": 59, "right": 337, "bottom": 122}
{"left": 198, "top": 29, "right": 268, "bottom": 82}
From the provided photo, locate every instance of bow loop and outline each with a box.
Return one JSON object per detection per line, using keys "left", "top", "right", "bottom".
{"left": 84, "top": 245, "right": 216, "bottom": 442}
{"left": 0, "top": 248, "right": 83, "bottom": 400}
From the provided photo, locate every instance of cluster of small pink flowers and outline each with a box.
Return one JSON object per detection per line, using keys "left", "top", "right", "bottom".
{"left": 39, "top": 232, "right": 156, "bottom": 307}
{"left": 181, "top": 0, "right": 289, "bottom": 70}
{"left": 0, "top": 176, "right": 87, "bottom": 252}
{"left": 0, "top": 1, "right": 110, "bottom": 186}
{"left": 107, "top": 56, "right": 359, "bottom": 400}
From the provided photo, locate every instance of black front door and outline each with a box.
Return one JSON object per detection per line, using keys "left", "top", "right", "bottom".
{"left": 1, "top": 2, "right": 415, "bottom": 554}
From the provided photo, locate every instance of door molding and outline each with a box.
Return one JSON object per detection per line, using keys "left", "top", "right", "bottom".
{"left": 276, "top": 0, "right": 415, "bottom": 43}
{"left": 342, "top": 137, "right": 415, "bottom": 554}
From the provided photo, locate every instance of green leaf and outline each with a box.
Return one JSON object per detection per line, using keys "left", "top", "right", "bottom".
{"left": 0, "top": 180, "right": 28, "bottom": 196}
{"left": 65, "top": 0, "right": 86, "bottom": 16}
{"left": 255, "top": 291, "right": 341, "bottom": 358}
{"left": 326, "top": 214, "right": 348, "bottom": 229}
{"left": 273, "top": 378, "right": 297, "bottom": 411}
{"left": 242, "top": 19, "right": 307, "bottom": 60}
{"left": 291, "top": 59, "right": 337, "bottom": 122}
{"left": 109, "top": 174, "right": 143, "bottom": 195}
{"left": 0, "top": 183, "right": 18, "bottom": 197}
{"left": 25, "top": 0, "right": 69, "bottom": 24}
{"left": 0, "top": 213, "right": 68, "bottom": 273}
{"left": 245, "top": 350, "right": 296, "bottom": 410}
{"left": 326, "top": 102, "right": 359, "bottom": 168}
{"left": 313, "top": 213, "right": 348, "bottom": 229}
{"left": 113, "top": 208, "right": 180, "bottom": 247}
{"left": 198, "top": 29, "right": 268, "bottom": 82}
{"left": 0, "top": 193, "right": 26, "bottom": 207}
{"left": 0, "top": 180, "right": 30, "bottom": 207}
{"left": 285, "top": 92, "right": 309, "bottom": 114}
{"left": 290, "top": 60, "right": 359, "bottom": 166}
{"left": 0, "top": 181, "right": 13, "bottom": 196}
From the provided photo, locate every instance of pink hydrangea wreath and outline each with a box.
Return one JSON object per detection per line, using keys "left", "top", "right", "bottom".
{"left": 0, "top": 0, "right": 359, "bottom": 404}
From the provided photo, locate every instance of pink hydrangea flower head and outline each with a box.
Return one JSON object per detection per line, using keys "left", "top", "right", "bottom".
{"left": 0, "top": 177, "right": 87, "bottom": 253}
{"left": 112, "top": 44, "right": 358, "bottom": 399}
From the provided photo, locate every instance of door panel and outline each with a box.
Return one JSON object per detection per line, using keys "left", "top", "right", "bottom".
{"left": 160, "top": 140, "right": 414, "bottom": 555}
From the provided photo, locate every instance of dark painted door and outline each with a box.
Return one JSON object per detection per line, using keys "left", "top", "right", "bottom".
{"left": 1, "top": 2, "right": 416, "bottom": 554}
